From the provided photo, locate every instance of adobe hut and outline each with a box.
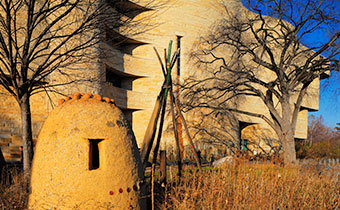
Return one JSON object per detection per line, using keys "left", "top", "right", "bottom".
{"left": 29, "top": 93, "right": 145, "bottom": 210}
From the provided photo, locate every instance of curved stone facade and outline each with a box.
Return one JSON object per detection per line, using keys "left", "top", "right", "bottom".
{"left": 0, "top": 0, "right": 323, "bottom": 160}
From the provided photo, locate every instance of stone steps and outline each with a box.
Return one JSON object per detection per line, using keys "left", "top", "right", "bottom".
{"left": 0, "top": 135, "right": 22, "bottom": 162}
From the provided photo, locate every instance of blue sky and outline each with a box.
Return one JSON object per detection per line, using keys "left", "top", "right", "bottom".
{"left": 310, "top": 72, "right": 340, "bottom": 128}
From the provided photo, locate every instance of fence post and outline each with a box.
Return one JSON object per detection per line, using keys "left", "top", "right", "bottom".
{"left": 160, "top": 150, "right": 167, "bottom": 187}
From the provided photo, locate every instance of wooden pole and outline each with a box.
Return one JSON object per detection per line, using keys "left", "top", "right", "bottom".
{"left": 160, "top": 150, "right": 167, "bottom": 187}
{"left": 171, "top": 90, "right": 202, "bottom": 171}
{"left": 169, "top": 85, "right": 182, "bottom": 178}
{"left": 152, "top": 91, "right": 167, "bottom": 165}
{"left": 140, "top": 89, "right": 165, "bottom": 165}
{"left": 153, "top": 47, "right": 166, "bottom": 77}
{"left": 151, "top": 163, "right": 155, "bottom": 210}
{"left": 162, "top": 41, "right": 173, "bottom": 102}
{"left": 176, "top": 78, "right": 184, "bottom": 160}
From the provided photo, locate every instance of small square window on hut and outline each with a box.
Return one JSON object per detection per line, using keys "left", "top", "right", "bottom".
{"left": 89, "top": 139, "right": 103, "bottom": 170}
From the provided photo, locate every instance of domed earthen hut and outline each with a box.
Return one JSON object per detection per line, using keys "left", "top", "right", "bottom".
{"left": 29, "top": 93, "right": 145, "bottom": 210}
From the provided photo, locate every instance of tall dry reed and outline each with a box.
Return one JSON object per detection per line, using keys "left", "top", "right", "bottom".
{"left": 0, "top": 169, "right": 29, "bottom": 210}
{"left": 161, "top": 162, "right": 340, "bottom": 210}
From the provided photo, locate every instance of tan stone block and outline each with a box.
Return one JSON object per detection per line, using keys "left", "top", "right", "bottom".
{"left": 11, "top": 135, "right": 22, "bottom": 146}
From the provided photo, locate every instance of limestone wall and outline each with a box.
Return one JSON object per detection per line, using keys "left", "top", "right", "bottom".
{"left": 102, "top": 0, "right": 229, "bottom": 146}
{"left": 0, "top": 0, "right": 323, "bottom": 160}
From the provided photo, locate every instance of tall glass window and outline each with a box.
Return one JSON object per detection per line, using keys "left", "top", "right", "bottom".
{"left": 176, "top": 36, "right": 182, "bottom": 76}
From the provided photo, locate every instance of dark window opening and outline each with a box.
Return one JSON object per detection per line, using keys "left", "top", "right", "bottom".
{"left": 238, "top": 121, "right": 254, "bottom": 150}
{"left": 105, "top": 65, "right": 136, "bottom": 90}
{"left": 106, "top": 68, "right": 123, "bottom": 88}
{"left": 89, "top": 139, "right": 103, "bottom": 170}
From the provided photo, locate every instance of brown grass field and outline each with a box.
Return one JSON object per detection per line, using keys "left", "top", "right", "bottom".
{"left": 160, "top": 161, "right": 340, "bottom": 210}
{"left": 1, "top": 161, "right": 339, "bottom": 210}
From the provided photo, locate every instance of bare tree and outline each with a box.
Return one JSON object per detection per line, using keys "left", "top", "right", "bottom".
{"left": 188, "top": 110, "right": 239, "bottom": 154}
{"left": 181, "top": 0, "right": 340, "bottom": 165}
{"left": 307, "top": 115, "right": 335, "bottom": 145}
{"left": 296, "top": 114, "right": 340, "bottom": 159}
{"left": 0, "top": 0, "right": 160, "bottom": 172}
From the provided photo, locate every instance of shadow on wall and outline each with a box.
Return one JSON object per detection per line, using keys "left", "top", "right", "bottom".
{"left": 241, "top": 124, "right": 281, "bottom": 155}
{"left": 165, "top": 107, "right": 282, "bottom": 161}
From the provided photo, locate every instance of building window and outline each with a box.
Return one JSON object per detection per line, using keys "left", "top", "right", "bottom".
{"left": 176, "top": 36, "right": 182, "bottom": 76}
{"left": 105, "top": 65, "right": 134, "bottom": 90}
{"left": 106, "top": 68, "right": 123, "bottom": 88}
{"left": 89, "top": 139, "right": 103, "bottom": 170}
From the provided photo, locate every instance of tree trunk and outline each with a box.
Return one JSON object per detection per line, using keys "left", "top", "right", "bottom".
{"left": 280, "top": 98, "right": 297, "bottom": 166}
{"left": 280, "top": 128, "right": 297, "bottom": 165}
{"left": 20, "top": 93, "right": 34, "bottom": 173}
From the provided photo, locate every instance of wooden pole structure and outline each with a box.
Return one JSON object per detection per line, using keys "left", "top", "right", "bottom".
{"left": 140, "top": 40, "right": 202, "bottom": 185}
{"left": 151, "top": 43, "right": 182, "bottom": 178}
{"left": 151, "top": 42, "right": 173, "bottom": 166}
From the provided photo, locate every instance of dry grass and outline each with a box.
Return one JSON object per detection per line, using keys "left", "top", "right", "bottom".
{"left": 1, "top": 162, "right": 339, "bottom": 210}
{"left": 0, "top": 168, "right": 29, "bottom": 210}
{"left": 161, "top": 162, "right": 340, "bottom": 210}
